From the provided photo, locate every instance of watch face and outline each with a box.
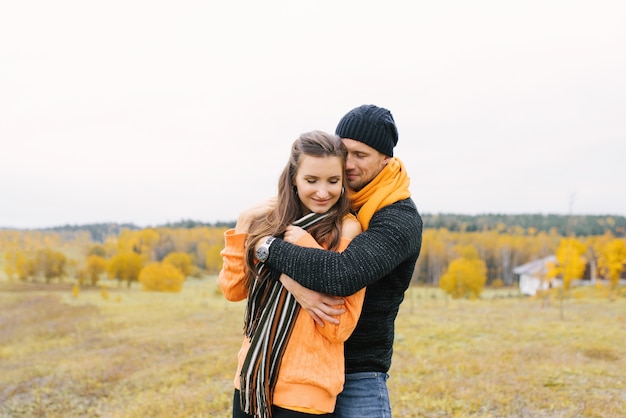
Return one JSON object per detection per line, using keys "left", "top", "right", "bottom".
{"left": 256, "top": 237, "right": 274, "bottom": 262}
{"left": 257, "top": 247, "right": 269, "bottom": 262}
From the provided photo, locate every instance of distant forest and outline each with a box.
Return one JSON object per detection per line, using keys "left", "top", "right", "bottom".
{"left": 422, "top": 213, "right": 626, "bottom": 237}
{"left": 5, "top": 213, "right": 624, "bottom": 242}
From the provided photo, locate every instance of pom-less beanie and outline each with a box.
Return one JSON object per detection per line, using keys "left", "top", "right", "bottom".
{"left": 335, "top": 104, "right": 399, "bottom": 157}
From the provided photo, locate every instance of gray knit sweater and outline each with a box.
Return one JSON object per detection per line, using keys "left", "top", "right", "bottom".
{"left": 265, "top": 198, "right": 423, "bottom": 374}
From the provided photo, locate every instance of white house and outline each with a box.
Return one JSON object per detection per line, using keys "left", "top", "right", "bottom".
{"left": 513, "top": 255, "right": 626, "bottom": 295}
{"left": 512, "top": 255, "right": 558, "bottom": 296}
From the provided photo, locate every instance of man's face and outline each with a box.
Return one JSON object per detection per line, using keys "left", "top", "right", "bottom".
{"left": 341, "top": 138, "right": 391, "bottom": 192}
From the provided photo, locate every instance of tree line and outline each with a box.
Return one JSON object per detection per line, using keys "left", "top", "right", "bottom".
{"left": 1, "top": 226, "right": 227, "bottom": 291}
{"left": 9, "top": 213, "right": 622, "bottom": 242}
{"left": 32, "top": 220, "right": 236, "bottom": 243}
{"left": 423, "top": 213, "right": 626, "bottom": 237}
{"left": 1, "top": 214, "right": 625, "bottom": 297}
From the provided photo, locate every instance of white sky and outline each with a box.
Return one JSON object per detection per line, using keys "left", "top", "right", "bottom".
{"left": 1, "top": 0, "right": 625, "bottom": 229}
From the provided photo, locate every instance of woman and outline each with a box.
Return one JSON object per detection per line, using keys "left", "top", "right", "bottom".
{"left": 219, "top": 130, "right": 364, "bottom": 418}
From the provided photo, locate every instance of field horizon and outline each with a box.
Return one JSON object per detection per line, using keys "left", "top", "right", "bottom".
{"left": 1, "top": 278, "right": 625, "bottom": 417}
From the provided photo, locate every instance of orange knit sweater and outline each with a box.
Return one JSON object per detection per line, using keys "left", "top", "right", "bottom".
{"left": 219, "top": 218, "right": 365, "bottom": 414}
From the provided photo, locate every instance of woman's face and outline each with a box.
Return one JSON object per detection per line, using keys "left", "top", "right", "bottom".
{"left": 293, "top": 154, "right": 344, "bottom": 214}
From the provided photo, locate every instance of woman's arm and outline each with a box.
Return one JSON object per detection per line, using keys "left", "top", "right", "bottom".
{"left": 218, "top": 198, "right": 276, "bottom": 301}
{"left": 218, "top": 230, "right": 248, "bottom": 301}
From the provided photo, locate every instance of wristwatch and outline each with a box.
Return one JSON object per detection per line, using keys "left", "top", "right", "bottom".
{"left": 256, "top": 236, "right": 276, "bottom": 262}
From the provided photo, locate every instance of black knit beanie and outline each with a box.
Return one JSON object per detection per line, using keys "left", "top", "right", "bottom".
{"left": 335, "top": 104, "right": 399, "bottom": 157}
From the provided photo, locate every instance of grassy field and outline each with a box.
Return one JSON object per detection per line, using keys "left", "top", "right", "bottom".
{"left": 1, "top": 278, "right": 625, "bottom": 418}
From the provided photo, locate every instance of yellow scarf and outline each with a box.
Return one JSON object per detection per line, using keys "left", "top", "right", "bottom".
{"left": 350, "top": 157, "right": 411, "bottom": 230}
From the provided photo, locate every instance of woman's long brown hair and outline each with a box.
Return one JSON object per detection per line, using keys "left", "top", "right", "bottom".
{"left": 243, "top": 130, "right": 351, "bottom": 288}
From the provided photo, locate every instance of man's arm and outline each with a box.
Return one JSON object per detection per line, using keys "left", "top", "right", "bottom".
{"left": 265, "top": 199, "right": 423, "bottom": 297}
{"left": 279, "top": 273, "right": 345, "bottom": 326}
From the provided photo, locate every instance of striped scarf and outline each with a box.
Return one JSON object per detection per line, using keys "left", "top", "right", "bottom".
{"left": 240, "top": 212, "right": 330, "bottom": 418}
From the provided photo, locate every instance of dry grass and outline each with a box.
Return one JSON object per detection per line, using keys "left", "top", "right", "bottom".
{"left": 1, "top": 279, "right": 625, "bottom": 418}
{"left": 394, "top": 289, "right": 626, "bottom": 417}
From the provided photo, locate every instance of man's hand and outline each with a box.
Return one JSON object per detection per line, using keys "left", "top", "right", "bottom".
{"left": 280, "top": 273, "right": 345, "bottom": 326}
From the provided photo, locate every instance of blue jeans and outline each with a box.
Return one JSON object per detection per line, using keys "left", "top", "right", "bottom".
{"left": 333, "top": 372, "right": 391, "bottom": 418}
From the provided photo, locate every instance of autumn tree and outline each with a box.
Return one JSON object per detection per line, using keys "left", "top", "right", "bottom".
{"left": 205, "top": 243, "right": 224, "bottom": 274}
{"left": 34, "top": 249, "right": 67, "bottom": 283}
{"left": 107, "top": 252, "right": 144, "bottom": 287}
{"left": 110, "top": 226, "right": 227, "bottom": 271}
{"left": 548, "top": 237, "right": 587, "bottom": 292}
{"left": 4, "top": 252, "right": 17, "bottom": 281}
{"left": 153, "top": 234, "right": 176, "bottom": 261}
{"left": 138, "top": 262, "right": 185, "bottom": 292}
{"left": 14, "top": 251, "right": 36, "bottom": 281}
{"left": 135, "top": 228, "right": 160, "bottom": 259}
{"left": 546, "top": 237, "right": 587, "bottom": 319}
{"left": 163, "top": 252, "right": 194, "bottom": 277}
{"left": 87, "top": 244, "right": 107, "bottom": 258}
{"left": 65, "top": 258, "right": 80, "bottom": 283}
{"left": 497, "top": 234, "right": 530, "bottom": 286}
{"left": 85, "top": 254, "right": 108, "bottom": 286}
{"left": 597, "top": 238, "right": 626, "bottom": 292}
{"left": 440, "top": 245, "right": 487, "bottom": 299}
{"left": 415, "top": 229, "right": 450, "bottom": 285}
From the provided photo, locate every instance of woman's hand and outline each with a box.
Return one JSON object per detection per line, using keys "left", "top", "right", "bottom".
{"left": 283, "top": 225, "right": 308, "bottom": 244}
{"left": 235, "top": 197, "right": 277, "bottom": 233}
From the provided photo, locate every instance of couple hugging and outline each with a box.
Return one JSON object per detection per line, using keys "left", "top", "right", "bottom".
{"left": 220, "top": 104, "right": 423, "bottom": 418}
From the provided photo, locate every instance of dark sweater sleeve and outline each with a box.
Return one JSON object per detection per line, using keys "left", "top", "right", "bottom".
{"left": 265, "top": 199, "right": 423, "bottom": 297}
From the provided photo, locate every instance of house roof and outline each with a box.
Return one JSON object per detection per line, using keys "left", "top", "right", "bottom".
{"left": 512, "top": 255, "right": 556, "bottom": 276}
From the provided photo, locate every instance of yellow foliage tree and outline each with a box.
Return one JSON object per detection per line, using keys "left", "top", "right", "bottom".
{"left": 34, "top": 249, "right": 67, "bottom": 283}
{"left": 163, "top": 252, "right": 194, "bottom": 277}
{"left": 86, "top": 255, "right": 108, "bottom": 286}
{"left": 136, "top": 229, "right": 160, "bottom": 259}
{"left": 65, "top": 258, "right": 80, "bottom": 282}
{"left": 115, "top": 230, "right": 134, "bottom": 254}
{"left": 107, "top": 252, "right": 144, "bottom": 287}
{"left": 205, "top": 243, "right": 224, "bottom": 274}
{"left": 87, "top": 244, "right": 107, "bottom": 258}
{"left": 138, "top": 262, "right": 185, "bottom": 292}
{"left": 548, "top": 238, "right": 587, "bottom": 291}
{"left": 195, "top": 240, "right": 210, "bottom": 270}
{"left": 597, "top": 238, "right": 626, "bottom": 290}
{"left": 418, "top": 229, "right": 450, "bottom": 285}
{"left": 545, "top": 237, "right": 587, "bottom": 319}
{"left": 4, "top": 252, "right": 17, "bottom": 281}
{"left": 440, "top": 245, "right": 487, "bottom": 299}
{"left": 12, "top": 251, "right": 36, "bottom": 281}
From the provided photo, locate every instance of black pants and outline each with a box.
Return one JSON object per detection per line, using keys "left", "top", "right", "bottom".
{"left": 232, "top": 389, "right": 333, "bottom": 418}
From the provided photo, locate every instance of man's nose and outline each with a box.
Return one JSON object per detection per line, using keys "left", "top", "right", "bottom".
{"left": 345, "top": 156, "right": 356, "bottom": 170}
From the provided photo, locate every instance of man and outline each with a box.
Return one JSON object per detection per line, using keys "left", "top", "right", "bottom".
{"left": 255, "top": 104, "right": 423, "bottom": 417}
